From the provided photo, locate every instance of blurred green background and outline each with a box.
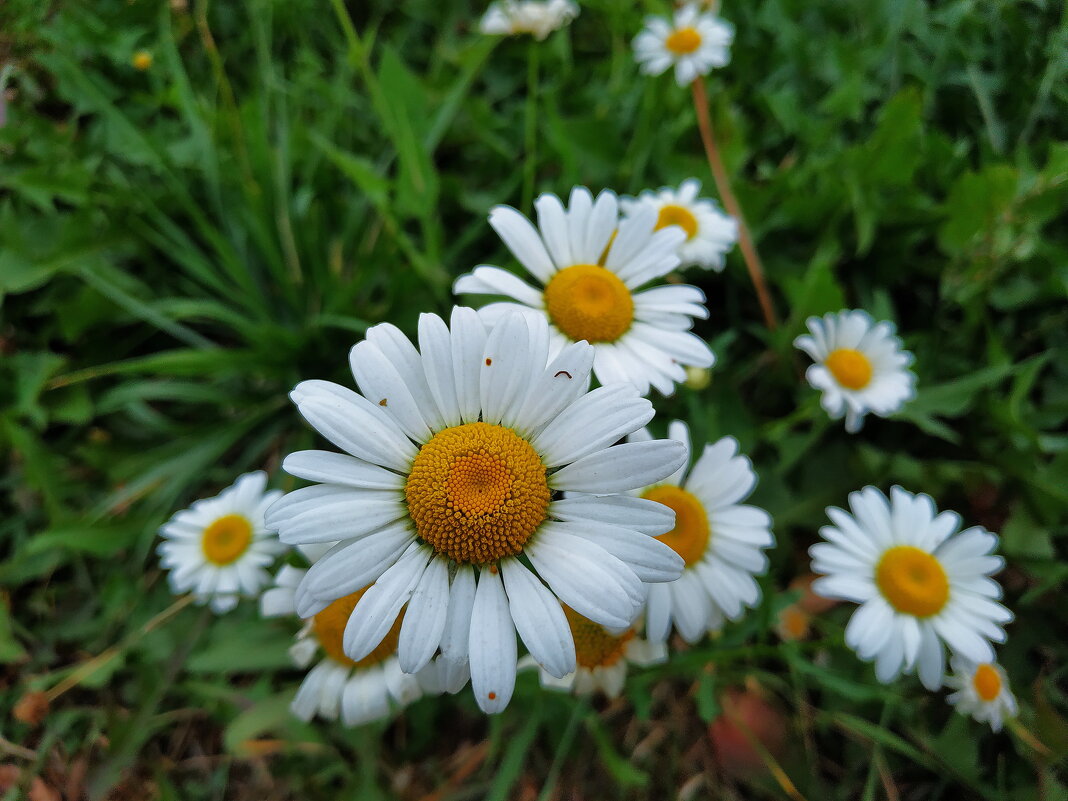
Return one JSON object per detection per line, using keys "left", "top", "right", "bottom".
{"left": 1, "top": 0, "right": 1066, "bottom": 798}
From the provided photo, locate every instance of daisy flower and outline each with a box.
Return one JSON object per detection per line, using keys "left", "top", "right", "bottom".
{"left": 621, "top": 179, "right": 737, "bottom": 272}
{"left": 634, "top": 422, "right": 775, "bottom": 644}
{"left": 479, "top": 0, "right": 579, "bottom": 40}
{"left": 453, "top": 186, "right": 714, "bottom": 396}
{"left": 810, "top": 486, "right": 1013, "bottom": 691}
{"left": 945, "top": 658, "right": 1018, "bottom": 733}
{"left": 157, "top": 471, "right": 285, "bottom": 613}
{"left": 521, "top": 608, "right": 666, "bottom": 697}
{"left": 633, "top": 4, "right": 734, "bottom": 87}
{"left": 266, "top": 308, "right": 686, "bottom": 714}
{"left": 261, "top": 565, "right": 454, "bottom": 726}
{"left": 794, "top": 310, "right": 916, "bottom": 433}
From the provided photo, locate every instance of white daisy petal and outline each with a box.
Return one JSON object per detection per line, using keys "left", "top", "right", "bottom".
{"left": 550, "top": 440, "right": 686, "bottom": 494}
{"left": 344, "top": 543, "right": 432, "bottom": 662}
{"left": 281, "top": 451, "right": 404, "bottom": 490}
{"left": 291, "top": 380, "right": 417, "bottom": 470}
{"left": 397, "top": 555, "right": 451, "bottom": 673}
{"left": 550, "top": 494, "right": 676, "bottom": 536}
{"left": 349, "top": 340, "right": 433, "bottom": 442}
{"left": 532, "top": 385, "right": 653, "bottom": 467}
{"left": 500, "top": 558, "right": 576, "bottom": 679}
{"left": 489, "top": 205, "right": 557, "bottom": 282}
{"left": 469, "top": 568, "right": 517, "bottom": 714}
{"left": 438, "top": 564, "right": 477, "bottom": 664}
{"left": 526, "top": 524, "right": 642, "bottom": 628}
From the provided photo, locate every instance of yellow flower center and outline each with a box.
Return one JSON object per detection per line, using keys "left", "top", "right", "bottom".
{"left": 565, "top": 606, "right": 635, "bottom": 669}
{"left": 313, "top": 587, "right": 402, "bottom": 669}
{"left": 405, "top": 422, "right": 550, "bottom": 565}
{"left": 824, "top": 348, "right": 873, "bottom": 391}
{"left": 641, "top": 485, "right": 709, "bottom": 567}
{"left": 972, "top": 663, "right": 1002, "bottom": 702}
{"left": 543, "top": 264, "right": 634, "bottom": 344}
{"left": 132, "top": 51, "right": 153, "bottom": 71}
{"left": 875, "top": 546, "right": 949, "bottom": 618}
{"left": 665, "top": 26, "right": 702, "bottom": 55}
{"left": 201, "top": 514, "right": 253, "bottom": 566}
{"left": 655, "top": 204, "right": 699, "bottom": 240}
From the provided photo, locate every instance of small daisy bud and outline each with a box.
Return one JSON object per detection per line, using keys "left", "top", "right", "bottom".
{"left": 13, "top": 690, "right": 49, "bottom": 726}
{"left": 132, "top": 51, "right": 153, "bottom": 71}
{"left": 685, "top": 366, "right": 711, "bottom": 390}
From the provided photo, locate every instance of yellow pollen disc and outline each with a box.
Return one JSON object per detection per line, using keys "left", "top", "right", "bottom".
{"left": 313, "top": 587, "right": 402, "bottom": 669}
{"left": 564, "top": 606, "right": 635, "bottom": 669}
{"left": 201, "top": 514, "right": 253, "bottom": 566}
{"left": 972, "top": 664, "right": 1002, "bottom": 702}
{"left": 543, "top": 264, "right": 634, "bottom": 344}
{"left": 641, "top": 485, "right": 710, "bottom": 567}
{"left": 665, "top": 26, "right": 702, "bottom": 55}
{"left": 655, "top": 204, "right": 699, "bottom": 240}
{"left": 405, "top": 422, "right": 550, "bottom": 565}
{"left": 824, "top": 348, "right": 874, "bottom": 390}
{"left": 875, "top": 546, "right": 949, "bottom": 618}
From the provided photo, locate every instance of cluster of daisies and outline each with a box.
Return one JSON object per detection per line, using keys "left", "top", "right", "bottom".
{"left": 154, "top": 2, "right": 1019, "bottom": 737}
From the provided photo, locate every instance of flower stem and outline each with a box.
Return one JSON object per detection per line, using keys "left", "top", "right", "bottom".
{"left": 690, "top": 75, "right": 778, "bottom": 331}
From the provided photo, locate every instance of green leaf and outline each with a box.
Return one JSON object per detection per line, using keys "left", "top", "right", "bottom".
{"left": 223, "top": 691, "right": 298, "bottom": 755}
{"left": 26, "top": 522, "right": 143, "bottom": 557}
{"left": 938, "top": 165, "right": 1019, "bottom": 255}
{"left": 0, "top": 600, "right": 27, "bottom": 663}
{"left": 906, "top": 362, "right": 1018, "bottom": 418}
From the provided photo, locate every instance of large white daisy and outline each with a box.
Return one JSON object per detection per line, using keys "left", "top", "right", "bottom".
{"left": 157, "top": 471, "right": 284, "bottom": 614}
{"left": 621, "top": 179, "right": 737, "bottom": 272}
{"left": 266, "top": 308, "right": 686, "bottom": 714}
{"left": 521, "top": 609, "right": 666, "bottom": 698}
{"left": 794, "top": 310, "right": 916, "bottom": 433}
{"left": 632, "top": 4, "right": 734, "bottom": 87}
{"left": 453, "top": 186, "right": 714, "bottom": 397}
{"left": 945, "top": 657, "right": 1018, "bottom": 733}
{"left": 261, "top": 565, "right": 454, "bottom": 727}
{"left": 630, "top": 422, "right": 775, "bottom": 644}
{"left": 479, "top": 0, "right": 579, "bottom": 40}
{"left": 810, "top": 486, "right": 1013, "bottom": 691}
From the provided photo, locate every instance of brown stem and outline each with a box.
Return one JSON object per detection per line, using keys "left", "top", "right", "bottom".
{"left": 691, "top": 75, "right": 779, "bottom": 331}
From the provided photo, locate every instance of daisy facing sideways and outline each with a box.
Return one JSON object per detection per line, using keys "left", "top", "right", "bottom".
{"left": 794, "top": 309, "right": 916, "bottom": 433}
{"left": 261, "top": 565, "right": 456, "bottom": 726}
{"left": 633, "top": 4, "right": 734, "bottom": 87}
{"left": 945, "top": 658, "right": 1018, "bottom": 733}
{"left": 521, "top": 607, "right": 666, "bottom": 697}
{"left": 810, "top": 486, "right": 1013, "bottom": 691}
{"left": 622, "top": 179, "right": 738, "bottom": 272}
{"left": 157, "top": 471, "right": 285, "bottom": 613}
{"left": 630, "top": 422, "right": 775, "bottom": 644}
{"left": 266, "top": 308, "right": 686, "bottom": 714}
{"left": 479, "top": 0, "right": 578, "bottom": 40}
{"left": 453, "top": 186, "right": 714, "bottom": 396}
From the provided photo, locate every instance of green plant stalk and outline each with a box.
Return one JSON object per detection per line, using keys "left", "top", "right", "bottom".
{"left": 522, "top": 40, "right": 540, "bottom": 211}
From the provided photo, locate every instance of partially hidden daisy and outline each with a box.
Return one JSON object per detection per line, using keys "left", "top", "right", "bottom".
{"left": 621, "top": 179, "right": 737, "bottom": 272}
{"left": 479, "top": 0, "right": 579, "bottom": 40}
{"left": 632, "top": 422, "right": 775, "bottom": 643}
{"left": 453, "top": 186, "right": 714, "bottom": 396}
{"left": 521, "top": 608, "right": 666, "bottom": 697}
{"left": 794, "top": 310, "right": 916, "bottom": 433}
{"left": 633, "top": 4, "right": 734, "bottom": 87}
{"left": 266, "top": 308, "right": 686, "bottom": 714}
{"left": 157, "top": 471, "right": 285, "bottom": 613}
{"left": 810, "top": 486, "right": 1013, "bottom": 691}
{"left": 945, "top": 658, "right": 1018, "bottom": 733}
{"left": 261, "top": 564, "right": 455, "bottom": 727}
